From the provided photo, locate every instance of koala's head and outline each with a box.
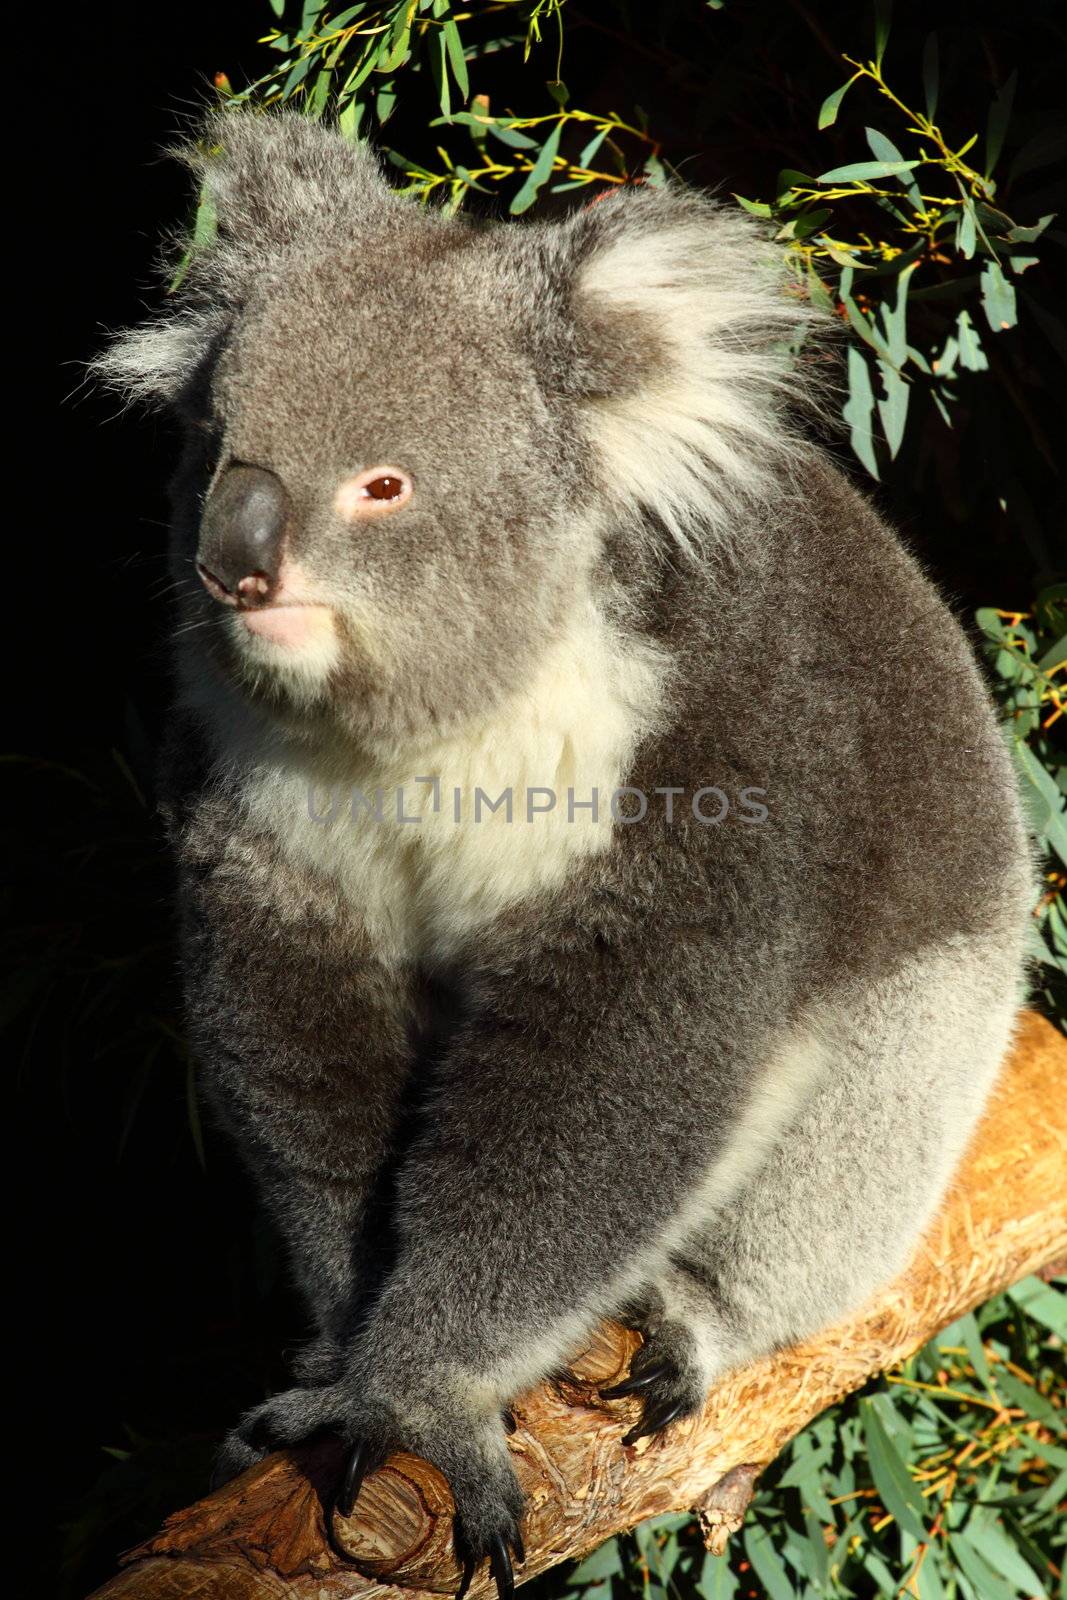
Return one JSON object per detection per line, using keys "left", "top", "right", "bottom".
{"left": 100, "top": 112, "right": 811, "bottom": 750}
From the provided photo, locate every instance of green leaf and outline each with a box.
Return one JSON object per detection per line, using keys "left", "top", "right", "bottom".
{"left": 442, "top": 19, "right": 469, "bottom": 100}
{"left": 957, "top": 200, "right": 977, "bottom": 259}
{"left": 844, "top": 347, "right": 880, "bottom": 479}
{"left": 742, "top": 1522, "right": 797, "bottom": 1600}
{"left": 734, "top": 194, "right": 773, "bottom": 218}
{"left": 862, "top": 1398, "right": 927, "bottom": 1539}
{"left": 1008, "top": 1275, "right": 1067, "bottom": 1338}
{"left": 965, "top": 1511, "right": 1048, "bottom": 1597}
{"left": 546, "top": 78, "right": 569, "bottom": 106}
{"left": 956, "top": 309, "right": 988, "bottom": 371}
{"left": 1012, "top": 746, "right": 1067, "bottom": 867}
{"left": 878, "top": 259, "right": 915, "bottom": 366}
{"left": 486, "top": 117, "right": 539, "bottom": 150}
{"left": 986, "top": 70, "right": 1018, "bottom": 176}
{"left": 801, "top": 1506, "right": 830, "bottom": 1588}
{"left": 817, "top": 158, "right": 921, "bottom": 182}
{"left": 509, "top": 120, "right": 563, "bottom": 214}
{"left": 867, "top": 126, "right": 923, "bottom": 207}
{"left": 877, "top": 358, "right": 909, "bottom": 457}
{"left": 943, "top": 1310, "right": 997, "bottom": 1395}
{"left": 981, "top": 260, "right": 1018, "bottom": 332}
{"left": 874, "top": 0, "right": 892, "bottom": 67}
{"left": 577, "top": 125, "right": 609, "bottom": 169}
{"left": 1007, "top": 213, "right": 1054, "bottom": 244}
{"left": 281, "top": 52, "right": 313, "bottom": 96}
{"left": 817, "top": 76, "right": 858, "bottom": 130}
{"left": 379, "top": 10, "right": 412, "bottom": 71}
{"left": 697, "top": 1551, "right": 739, "bottom": 1600}
{"left": 949, "top": 1533, "right": 1018, "bottom": 1600}
{"left": 776, "top": 167, "right": 814, "bottom": 196}
{"left": 429, "top": 27, "right": 451, "bottom": 118}
{"left": 922, "top": 33, "right": 940, "bottom": 121}
{"left": 569, "top": 1538, "right": 624, "bottom": 1582}
{"left": 790, "top": 207, "right": 832, "bottom": 239}
{"left": 1037, "top": 631, "right": 1067, "bottom": 674}
{"left": 839, "top": 269, "right": 891, "bottom": 360}
{"left": 805, "top": 265, "right": 835, "bottom": 314}
{"left": 1034, "top": 1466, "right": 1067, "bottom": 1516}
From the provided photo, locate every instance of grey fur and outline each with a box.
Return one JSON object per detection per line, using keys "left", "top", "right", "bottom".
{"left": 99, "top": 111, "right": 1032, "bottom": 1554}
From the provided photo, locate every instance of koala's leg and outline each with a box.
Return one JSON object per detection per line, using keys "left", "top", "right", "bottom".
{"left": 623, "top": 936, "right": 1022, "bottom": 1413}
{"left": 255, "top": 920, "right": 825, "bottom": 1577}
{"left": 178, "top": 838, "right": 419, "bottom": 1481}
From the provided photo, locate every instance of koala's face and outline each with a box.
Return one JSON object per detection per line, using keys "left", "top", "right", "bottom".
{"left": 102, "top": 113, "right": 805, "bottom": 751}
{"left": 181, "top": 234, "right": 593, "bottom": 747}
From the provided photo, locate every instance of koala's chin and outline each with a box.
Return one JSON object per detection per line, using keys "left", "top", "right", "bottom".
{"left": 230, "top": 603, "right": 343, "bottom": 705}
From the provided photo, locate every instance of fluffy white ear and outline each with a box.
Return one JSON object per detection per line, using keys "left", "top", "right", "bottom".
{"left": 93, "top": 311, "right": 225, "bottom": 408}
{"left": 563, "top": 187, "right": 822, "bottom": 555}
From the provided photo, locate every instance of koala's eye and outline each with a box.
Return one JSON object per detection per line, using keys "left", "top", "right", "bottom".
{"left": 365, "top": 474, "right": 404, "bottom": 500}
{"left": 335, "top": 465, "right": 414, "bottom": 520}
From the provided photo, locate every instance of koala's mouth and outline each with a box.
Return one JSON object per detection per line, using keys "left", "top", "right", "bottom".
{"left": 238, "top": 604, "right": 336, "bottom": 650}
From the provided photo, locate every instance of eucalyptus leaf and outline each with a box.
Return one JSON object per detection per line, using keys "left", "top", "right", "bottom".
{"left": 956, "top": 309, "right": 989, "bottom": 372}
{"left": 950, "top": 1534, "right": 1018, "bottom": 1600}
{"left": 817, "top": 158, "right": 921, "bottom": 182}
{"left": 1007, "top": 1275, "right": 1067, "bottom": 1338}
{"left": 486, "top": 118, "right": 539, "bottom": 150}
{"left": 981, "top": 260, "right": 1018, "bottom": 332}
{"left": 957, "top": 201, "right": 977, "bottom": 259}
{"left": 742, "top": 1522, "right": 797, "bottom": 1600}
{"left": 569, "top": 1538, "right": 624, "bottom": 1582}
{"left": 862, "top": 1399, "right": 927, "bottom": 1539}
{"left": 866, "top": 127, "right": 923, "bottom": 206}
{"left": 877, "top": 359, "right": 909, "bottom": 458}
{"left": 922, "top": 32, "right": 939, "bottom": 120}
{"left": 986, "top": 70, "right": 1018, "bottom": 177}
{"left": 874, "top": 0, "right": 892, "bottom": 66}
{"left": 442, "top": 19, "right": 469, "bottom": 100}
{"left": 843, "top": 346, "right": 880, "bottom": 479}
{"left": 965, "top": 1511, "right": 1048, "bottom": 1597}
{"left": 817, "top": 76, "right": 857, "bottom": 130}
{"left": 509, "top": 120, "right": 563, "bottom": 214}
{"left": 1012, "top": 746, "right": 1067, "bottom": 867}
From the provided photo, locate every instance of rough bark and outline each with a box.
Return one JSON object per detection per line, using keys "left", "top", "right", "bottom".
{"left": 93, "top": 1010, "right": 1067, "bottom": 1600}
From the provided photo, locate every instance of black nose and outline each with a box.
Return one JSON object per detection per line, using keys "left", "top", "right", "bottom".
{"left": 197, "top": 464, "right": 290, "bottom": 608}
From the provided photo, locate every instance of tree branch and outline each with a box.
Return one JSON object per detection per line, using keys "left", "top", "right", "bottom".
{"left": 94, "top": 1011, "right": 1067, "bottom": 1600}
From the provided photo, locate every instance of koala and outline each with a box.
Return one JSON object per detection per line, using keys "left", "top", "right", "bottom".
{"left": 99, "top": 111, "right": 1032, "bottom": 1594}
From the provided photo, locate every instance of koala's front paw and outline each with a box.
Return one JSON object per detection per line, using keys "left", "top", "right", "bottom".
{"left": 334, "top": 1394, "right": 526, "bottom": 1600}
{"left": 337, "top": 1414, "right": 524, "bottom": 1600}
{"left": 213, "top": 1380, "right": 526, "bottom": 1599}
{"left": 600, "top": 1325, "right": 708, "bottom": 1445}
{"left": 211, "top": 1383, "right": 338, "bottom": 1488}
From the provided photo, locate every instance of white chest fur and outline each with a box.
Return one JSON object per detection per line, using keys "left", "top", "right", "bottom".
{"left": 239, "top": 602, "right": 666, "bottom": 962}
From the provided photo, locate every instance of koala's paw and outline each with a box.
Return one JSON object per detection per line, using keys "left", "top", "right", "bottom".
{"left": 600, "top": 1325, "right": 708, "bottom": 1446}
{"left": 335, "top": 1402, "right": 526, "bottom": 1600}
{"left": 211, "top": 1383, "right": 338, "bottom": 1488}
{"left": 214, "top": 1380, "right": 525, "bottom": 1599}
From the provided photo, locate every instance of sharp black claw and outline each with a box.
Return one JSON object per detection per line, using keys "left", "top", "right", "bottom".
{"left": 501, "top": 1408, "right": 518, "bottom": 1435}
{"left": 488, "top": 1532, "right": 515, "bottom": 1600}
{"left": 456, "top": 1555, "right": 476, "bottom": 1600}
{"left": 336, "top": 1437, "right": 379, "bottom": 1518}
{"left": 600, "top": 1359, "right": 672, "bottom": 1399}
{"left": 513, "top": 1529, "right": 525, "bottom": 1565}
{"left": 623, "top": 1395, "right": 689, "bottom": 1446}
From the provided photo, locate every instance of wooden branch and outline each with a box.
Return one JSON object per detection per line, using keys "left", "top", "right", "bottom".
{"left": 94, "top": 1011, "right": 1067, "bottom": 1600}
